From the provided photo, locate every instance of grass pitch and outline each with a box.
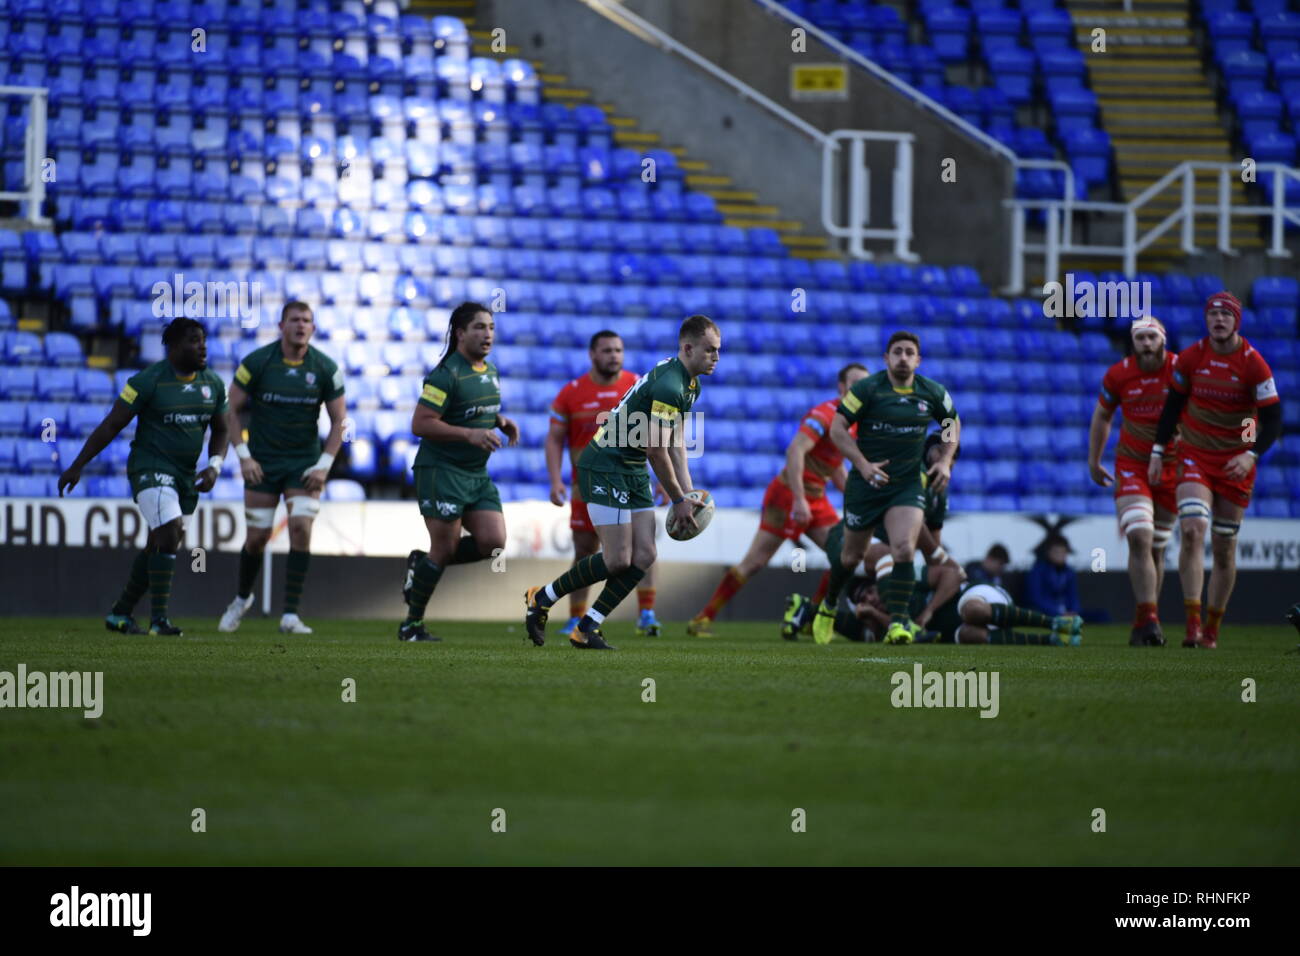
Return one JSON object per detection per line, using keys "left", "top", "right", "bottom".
{"left": 1, "top": 616, "right": 1297, "bottom": 865}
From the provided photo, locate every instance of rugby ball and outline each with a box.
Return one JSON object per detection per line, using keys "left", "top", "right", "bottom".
{"left": 666, "top": 489, "right": 715, "bottom": 541}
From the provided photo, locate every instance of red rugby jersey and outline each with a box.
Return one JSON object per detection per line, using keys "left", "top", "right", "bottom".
{"left": 1099, "top": 352, "right": 1179, "bottom": 462}
{"left": 1170, "top": 337, "right": 1279, "bottom": 454}
{"left": 784, "top": 398, "right": 858, "bottom": 498}
{"left": 549, "top": 369, "right": 641, "bottom": 454}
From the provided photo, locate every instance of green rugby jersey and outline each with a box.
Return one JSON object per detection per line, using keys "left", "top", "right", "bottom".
{"left": 578, "top": 356, "right": 700, "bottom": 476}
{"left": 234, "top": 342, "right": 344, "bottom": 462}
{"left": 413, "top": 351, "right": 502, "bottom": 472}
{"left": 836, "top": 371, "right": 957, "bottom": 482}
{"left": 119, "top": 361, "right": 228, "bottom": 476}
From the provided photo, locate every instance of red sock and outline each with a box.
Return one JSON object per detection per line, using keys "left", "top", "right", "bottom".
{"left": 637, "top": 587, "right": 655, "bottom": 611}
{"left": 569, "top": 603, "right": 587, "bottom": 620}
{"left": 700, "top": 567, "right": 747, "bottom": 620}
{"left": 1184, "top": 599, "right": 1202, "bottom": 627}
{"left": 812, "top": 571, "right": 830, "bottom": 607}
{"left": 1206, "top": 605, "right": 1225, "bottom": 633}
{"left": 1133, "top": 602, "right": 1158, "bottom": 627}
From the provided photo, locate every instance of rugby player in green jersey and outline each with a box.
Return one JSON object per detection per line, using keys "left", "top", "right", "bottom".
{"left": 57, "top": 318, "right": 229, "bottom": 636}
{"left": 398, "top": 302, "right": 520, "bottom": 642}
{"left": 217, "top": 301, "right": 348, "bottom": 635}
{"left": 523, "top": 314, "right": 721, "bottom": 650}
{"left": 812, "top": 330, "right": 961, "bottom": 646}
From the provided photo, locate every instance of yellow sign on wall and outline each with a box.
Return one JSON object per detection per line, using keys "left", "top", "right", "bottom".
{"left": 791, "top": 64, "right": 848, "bottom": 101}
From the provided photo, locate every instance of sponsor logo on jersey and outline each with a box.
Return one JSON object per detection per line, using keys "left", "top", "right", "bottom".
{"left": 162, "top": 412, "right": 204, "bottom": 425}
{"left": 286, "top": 368, "right": 298, "bottom": 377}
{"left": 181, "top": 383, "right": 195, "bottom": 392}
{"left": 917, "top": 401, "right": 928, "bottom": 414}
{"left": 592, "top": 484, "right": 606, "bottom": 496}
{"left": 422, "top": 384, "right": 447, "bottom": 407}
{"left": 201, "top": 386, "right": 212, "bottom": 400}
{"left": 120, "top": 384, "right": 138, "bottom": 404}
{"left": 306, "top": 372, "right": 316, "bottom": 385}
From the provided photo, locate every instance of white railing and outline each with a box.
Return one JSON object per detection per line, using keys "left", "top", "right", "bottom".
{"left": 1004, "top": 161, "right": 1300, "bottom": 293}
{"left": 0, "top": 85, "right": 50, "bottom": 225}
{"left": 821, "top": 129, "right": 917, "bottom": 261}
{"left": 577, "top": 0, "right": 836, "bottom": 148}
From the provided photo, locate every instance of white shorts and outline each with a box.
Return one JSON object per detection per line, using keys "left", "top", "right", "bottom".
{"left": 135, "top": 486, "right": 193, "bottom": 532}
{"left": 957, "top": 583, "right": 1012, "bottom": 628}
{"left": 586, "top": 502, "right": 654, "bottom": 526}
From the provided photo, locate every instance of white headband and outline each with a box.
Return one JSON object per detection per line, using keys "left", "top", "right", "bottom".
{"left": 1130, "top": 316, "right": 1166, "bottom": 343}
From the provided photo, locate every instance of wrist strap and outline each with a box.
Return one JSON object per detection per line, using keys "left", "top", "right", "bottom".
{"left": 206, "top": 454, "right": 223, "bottom": 473}
{"left": 671, "top": 497, "right": 684, "bottom": 505}
{"left": 1149, "top": 443, "right": 1164, "bottom": 456}
{"left": 234, "top": 443, "right": 251, "bottom": 461}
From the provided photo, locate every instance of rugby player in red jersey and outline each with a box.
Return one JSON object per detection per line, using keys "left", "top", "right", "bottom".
{"left": 1149, "top": 292, "right": 1283, "bottom": 648}
{"left": 1088, "top": 316, "right": 1179, "bottom": 646}
{"left": 546, "top": 330, "right": 663, "bottom": 639}
{"left": 686, "top": 363, "right": 868, "bottom": 637}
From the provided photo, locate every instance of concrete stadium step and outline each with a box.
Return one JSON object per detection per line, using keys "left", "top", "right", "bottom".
{"left": 781, "top": 234, "right": 830, "bottom": 249}
{"left": 701, "top": 189, "right": 759, "bottom": 202}
{"left": 714, "top": 202, "right": 779, "bottom": 217}
{"left": 724, "top": 217, "right": 803, "bottom": 231}
{"left": 613, "top": 130, "right": 662, "bottom": 146}
{"left": 685, "top": 174, "right": 733, "bottom": 187}
{"left": 545, "top": 87, "right": 593, "bottom": 101}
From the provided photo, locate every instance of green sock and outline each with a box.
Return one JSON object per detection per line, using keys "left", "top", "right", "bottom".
{"left": 112, "top": 550, "right": 150, "bottom": 616}
{"left": 538, "top": 553, "right": 608, "bottom": 609}
{"left": 833, "top": 608, "right": 868, "bottom": 642}
{"left": 237, "top": 547, "right": 263, "bottom": 599}
{"left": 147, "top": 552, "right": 176, "bottom": 621}
{"left": 823, "top": 552, "right": 853, "bottom": 608}
{"left": 990, "top": 630, "right": 1052, "bottom": 646}
{"left": 405, "top": 556, "right": 444, "bottom": 622}
{"left": 451, "top": 535, "right": 484, "bottom": 564}
{"left": 989, "top": 603, "right": 1054, "bottom": 629}
{"left": 591, "top": 564, "right": 646, "bottom": 618}
{"left": 884, "top": 562, "right": 916, "bottom": 624}
{"left": 283, "top": 549, "right": 310, "bottom": 615}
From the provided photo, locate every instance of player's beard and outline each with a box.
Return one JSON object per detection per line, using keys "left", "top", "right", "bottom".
{"left": 1136, "top": 348, "right": 1163, "bottom": 372}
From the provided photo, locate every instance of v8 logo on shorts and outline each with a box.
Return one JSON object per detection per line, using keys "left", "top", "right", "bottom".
{"left": 153, "top": 473, "right": 174, "bottom": 486}
{"left": 612, "top": 488, "right": 629, "bottom": 505}
{"left": 435, "top": 501, "right": 459, "bottom": 517}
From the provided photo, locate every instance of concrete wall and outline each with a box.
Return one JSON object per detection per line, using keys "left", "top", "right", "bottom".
{"left": 478, "top": 0, "right": 1015, "bottom": 283}
{"left": 2, "top": 547, "right": 1296, "bottom": 625}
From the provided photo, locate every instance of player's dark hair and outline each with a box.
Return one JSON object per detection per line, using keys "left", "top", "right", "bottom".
{"left": 886, "top": 330, "right": 920, "bottom": 353}
{"left": 678, "top": 314, "right": 719, "bottom": 341}
{"left": 438, "top": 301, "right": 491, "bottom": 366}
{"left": 986, "top": 543, "right": 1010, "bottom": 564}
{"left": 838, "top": 362, "right": 867, "bottom": 384}
{"left": 161, "top": 317, "right": 205, "bottom": 347}
{"left": 280, "top": 300, "right": 313, "bottom": 323}
{"left": 589, "top": 330, "right": 621, "bottom": 351}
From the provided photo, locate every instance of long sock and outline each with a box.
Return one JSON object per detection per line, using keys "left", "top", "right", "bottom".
{"left": 1206, "top": 605, "right": 1225, "bottom": 633}
{"left": 111, "top": 550, "right": 150, "bottom": 616}
{"left": 812, "top": 570, "right": 830, "bottom": 607}
{"left": 405, "top": 556, "right": 444, "bottom": 622}
{"left": 637, "top": 586, "right": 655, "bottom": 612}
{"left": 237, "top": 546, "right": 263, "bottom": 600}
{"left": 147, "top": 552, "right": 176, "bottom": 620}
{"left": 1184, "top": 598, "right": 1202, "bottom": 626}
{"left": 1133, "top": 601, "right": 1158, "bottom": 627}
{"left": 538, "top": 553, "right": 608, "bottom": 609}
{"left": 990, "top": 630, "right": 1053, "bottom": 645}
{"left": 451, "top": 535, "right": 483, "bottom": 565}
{"left": 568, "top": 601, "right": 587, "bottom": 620}
{"left": 591, "top": 564, "right": 646, "bottom": 619}
{"left": 699, "top": 567, "right": 746, "bottom": 620}
{"left": 283, "top": 549, "right": 310, "bottom": 615}
{"left": 989, "top": 602, "right": 1054, "bottom": 629}
{"left": 883, "top": 562, "right": 916, "bottom": 624}
{"left": 824, "top": 549, "right": 854, "bottom": 608}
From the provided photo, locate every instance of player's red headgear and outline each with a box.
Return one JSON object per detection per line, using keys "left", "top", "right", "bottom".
{"left": 1205, "top": 291, "right": 1242, "bottom": 331}
{"left": 1130, "top": 315, "right": 1166, "bottom": 344}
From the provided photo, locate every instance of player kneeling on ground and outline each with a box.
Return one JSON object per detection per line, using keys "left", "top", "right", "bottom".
{"left": 218, "top": 301, "right": 347, "bottom": 635}
{"left": 58, "top": 318, "right": 229, "bottom": 636}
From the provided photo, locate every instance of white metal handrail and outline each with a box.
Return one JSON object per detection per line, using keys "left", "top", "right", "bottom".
{"left": 1004, "top": 161, "right": 1300, "bottom": 293}
{"left": 0, "top": 85, "right": 50, "bottom": 225}
{"left": 577, "top": 0, "right": 836, "bottom": 148}
{"left": 821, "top": 129, "right": 917, "bottom": 261}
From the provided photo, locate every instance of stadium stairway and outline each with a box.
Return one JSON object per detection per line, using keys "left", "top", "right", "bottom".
{"left": 1066, "top": 0, "right": 1263, "bottom": 261}
{"left": 414, "top": 0, "right": 835, "bottom": 257}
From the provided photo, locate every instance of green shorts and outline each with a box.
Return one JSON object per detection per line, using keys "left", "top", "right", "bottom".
{"left": 128, "top": 469, "right": 198, "bottom": 515}
{"left": 414, "top": 465, "right": 502, "bottom": 521}
{"left": 246, "top": 455, "right": 318, "bottom": 497}
{"left": 576, "top": 466, "right": 654, "bottom": 511}
{"left": 843, "top": 472, "right": 926, "bottom": 534}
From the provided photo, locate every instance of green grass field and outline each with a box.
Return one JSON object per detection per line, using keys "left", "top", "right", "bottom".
{"left": 1, "top": 617, "right": 1297, "bottom": 865}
